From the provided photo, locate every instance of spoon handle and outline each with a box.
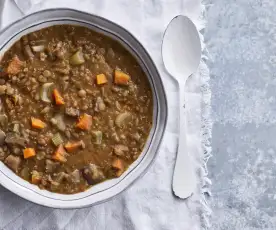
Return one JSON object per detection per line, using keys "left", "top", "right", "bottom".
{"left": 172, "top": 84, "right": 196, "bottom": 199}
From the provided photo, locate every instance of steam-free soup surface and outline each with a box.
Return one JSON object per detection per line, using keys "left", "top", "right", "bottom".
{"left": 0, "top": 25, "right": 153, "bottom": 194}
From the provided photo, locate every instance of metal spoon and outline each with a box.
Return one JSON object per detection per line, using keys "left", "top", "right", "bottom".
{"left": 162, "top": 15, "right": 202, "bottom": 199}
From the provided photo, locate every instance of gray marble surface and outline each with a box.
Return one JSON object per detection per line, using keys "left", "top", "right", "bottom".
{"left": 206, "top": 0, "right": 276, "bottom": 229}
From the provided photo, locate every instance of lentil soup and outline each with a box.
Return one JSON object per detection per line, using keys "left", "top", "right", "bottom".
{"left": 0, "top": 25, "right": 153, "bottom": 194}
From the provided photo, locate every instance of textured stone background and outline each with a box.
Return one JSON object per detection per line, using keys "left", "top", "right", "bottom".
{"left": 206, "top": 0, "right": 276, "bottom": 229}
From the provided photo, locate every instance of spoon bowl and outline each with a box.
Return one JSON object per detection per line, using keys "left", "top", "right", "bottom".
{"left": 162, "top": 15, "right": 201, "bottom": 81}
{"left": 162, "top": 15, "right": 201, "bottom": 199}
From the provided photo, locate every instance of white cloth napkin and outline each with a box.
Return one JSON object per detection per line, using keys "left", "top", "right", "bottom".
{"left": 0, "top": 0, "right": 212, "bottom": 229}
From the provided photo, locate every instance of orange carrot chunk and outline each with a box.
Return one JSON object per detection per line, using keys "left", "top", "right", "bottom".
{"left": 23, "top": 148, "right": 36, "bottom": 159}
{"left": 112, "top": 158, "right": 124, "bottom": 177}
{"left": 76, "top": 113, "right": 92, "bottom": 130}
{"left": 31, "top": 117, "right": 46, "bottom": 129}
{"left": 6, "top": 56, "right": 25, "bottom": 75}
{"left": 114, "top": 70, "right": 130, "bottom": 85}
{"left": 65, "top": 140, "right": 84, "bottom": 153}
{"left": 52, "top": 145, "right": 67, "bottom": 162}
{"left": 53, "top": 89, "right": 65, "bottom": 105}
{"left": 96, "top": 74, "right": 108, "bottom": 85}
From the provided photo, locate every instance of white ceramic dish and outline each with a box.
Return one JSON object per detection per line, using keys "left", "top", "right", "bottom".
{"left": 0, "top": 8, "right": 167, "bottom": 209}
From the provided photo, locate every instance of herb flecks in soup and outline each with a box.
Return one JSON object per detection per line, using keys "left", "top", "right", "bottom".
{"left": 0, "top": 25, "right": 153, "bottom": 194}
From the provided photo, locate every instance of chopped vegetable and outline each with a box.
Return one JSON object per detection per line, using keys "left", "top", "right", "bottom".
{"left": 92, "top": 131, "right": 102, "bottom": 145}
{"left": 54, "top": 172, "right": 69, "bottom": 183}
{"left": 70, "top": 50, "right": 85, "bottom": 65}
{"left": 53, "top": 89, "right": 65, "bottom": 105}
{"left": 31, "top": 170, "right": 42, "bottom": 184}
{"left": 94, "top": 97, "right": 106, "bottom": 112}
{"left": 52, "top": 145, "right": 67, "bottom": 162}
{"left": 50, "top": 118, "right": 57, "bottom": 125}
{"left": 13, "top": 123, "right": 20, "bottom": 133}
{"left": 6, "top": 56, "right": 25, "bottom": 75}
{"left": 23, "top": 148, "right": 36, "bottom": 159}
{"left": 0, "top": 114, "right": 8, "bottom": 128}
{"left": 112, "top": 158, "right": 124, "bottom": 177}
{"left": 24, "top": 45, "right": 34, "bottom": 59}
{"left": 114, "top": 145, "right": 129, "bottom": 156}
{"left": 40, "top": 106, "right": 50, "bottom": 114}
{"left": 45, "top": 159, "right": 59, "bottom": 173}
{"left": 30, "top": 39, "right": 46, "bottom": 45}
{"left": 5, "top": 133, "right": 26, "bottom": 147}
{"left": 65, "top": 140, "right": 84, "bottom": 152}
{"left": 31, "top": 45, "right": 45, "bottom": 52}
{"left": 52, "top": 133, "right": 64, "bottom": 146}
{"left": 82, "top": 164, "right": 105, "bottom": 185}
{"left": 0, "top": 86, "right": 7, "bottom": 95}
{"left": 40, "top": 82, "right": 54, "bottom": 103}
{"left": 114, "top": 70, "right": 130, "bottom": 85}
{"left": 5, "top": 155, "right": 21, "bottom": 172}
{"left": 69, "top": 169, "right": 81, "bottom": 183}
{"left": 115, "top": 112, "right": 131, "bottom": 127}
{"left": 65, "top": 107, "right": 79, "bottom": 117}
{"left": 36, "top": 151, "right": 46, "bottom": 160}
{"left": 96, "top": 74, "right": 108, "bottom": 85}
{"left": 76, "top": 113, "right": 92, "bottom": 130}
{"left": 52, "top": 113, "right": 66, "bottom": 131}
{"left": 0, "top": 129, "right": 6, "bottom": 145}
{"left": 31, "top": 117, "right": 46, "bottom": 129}
{"left": 20, "top": 167, "right": 30, "bottom": 180}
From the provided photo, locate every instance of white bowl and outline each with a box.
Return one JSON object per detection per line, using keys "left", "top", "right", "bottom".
{"left": 0, "top": 8, "right": 168, "bottom": 208}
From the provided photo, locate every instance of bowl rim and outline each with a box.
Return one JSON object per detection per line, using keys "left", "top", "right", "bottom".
{"left": 0, "top": 8, "right": 168, "bottom": 208}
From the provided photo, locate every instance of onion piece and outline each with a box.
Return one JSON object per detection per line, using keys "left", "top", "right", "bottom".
{"left": 20, "top": 167, "right": 30, "bottom": 180}
{"left": 24, "top": 45, "right": 34, "bottom": 59}
{"left": 40, "top": 82, "right": 54, "bottom": 103}
{"left": 13, "top": 123, "right": 20, "bottom": 133}
{"left": 52, "top": 114, "right": 66, "bottom": 132}
{"left": 70, "top": 50, "right": 85, "bottom": 65}
{"left": 31, "top": 45, "right": 45, "bottom": 52}
{"left": 0, "top": 114, "right": 8, "bottom": 128}
{"left": 92, "top": 131, "right": 102, "bottom": 145}
{"left": 115, "top": 112, "right": 131, "bottom": 128}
